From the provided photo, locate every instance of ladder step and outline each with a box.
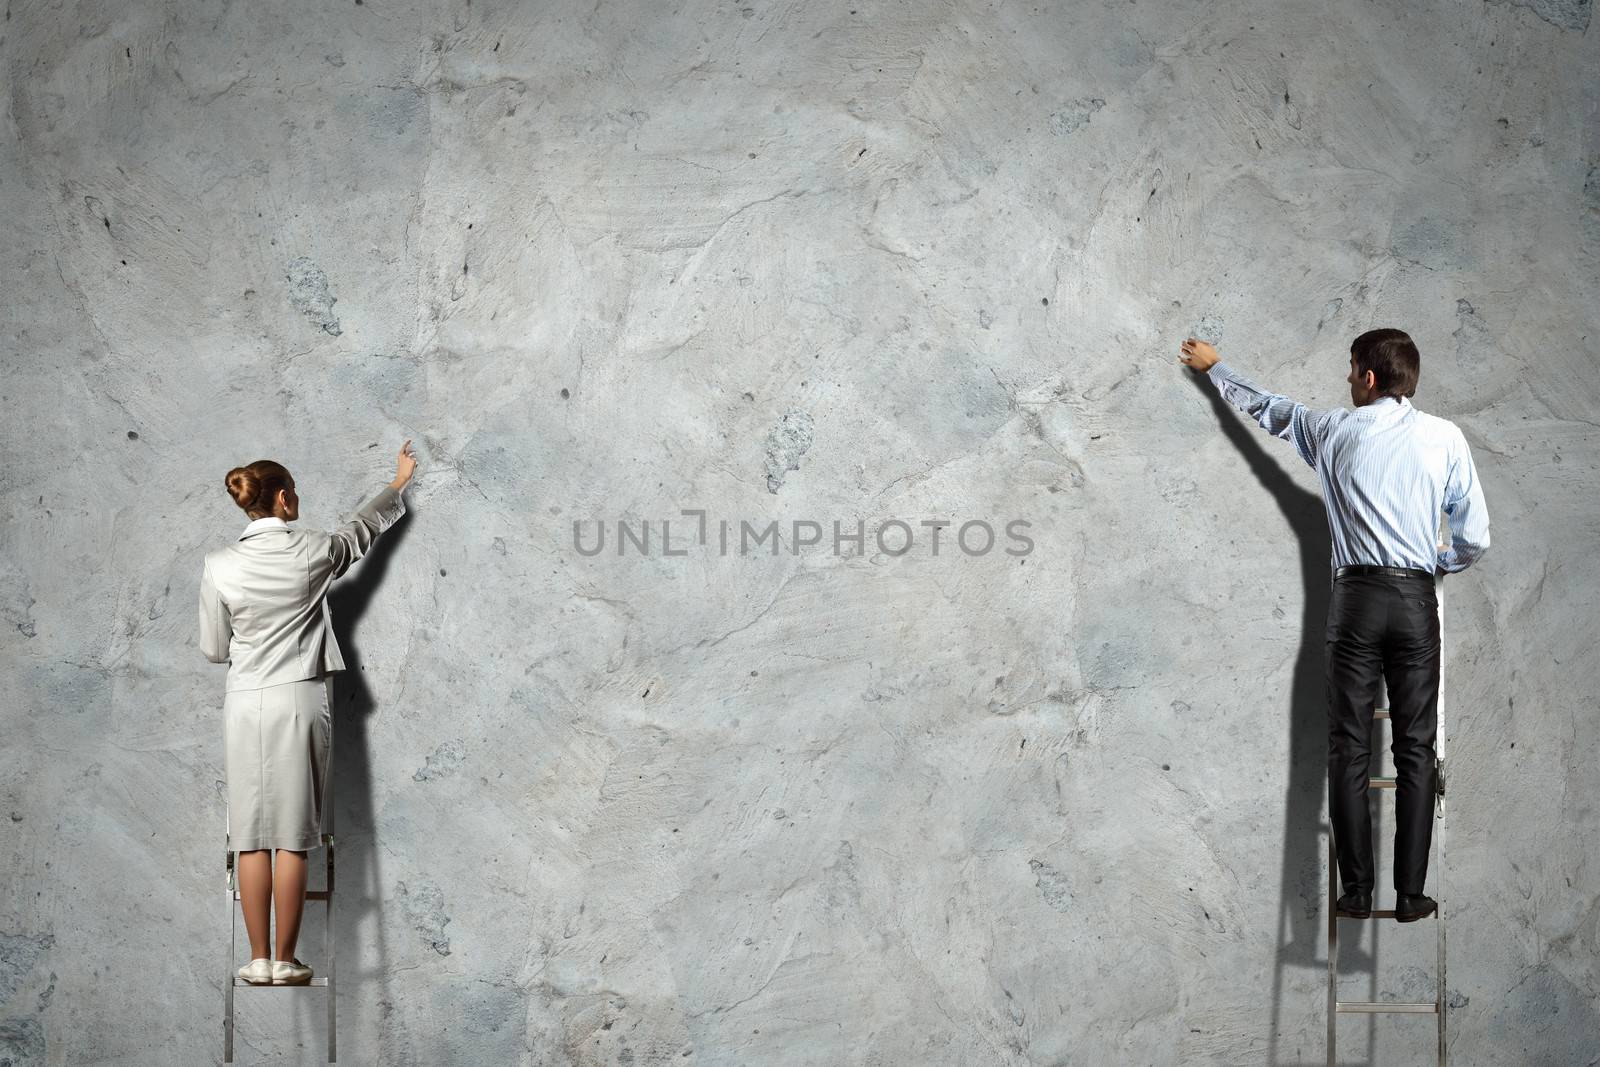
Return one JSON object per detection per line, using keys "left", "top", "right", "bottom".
{"left": 1368, "top": 776, "right": 1396, "bottom": 789}
{"left": 232, "top": 977, "right": 330, "bottom": 987}
{"left": 1340, "top": 909, "right": 1437, "bottom": 920}
{"left": 1336, "top": 1000, "right": 1438, "bottom": 1014}
{"left": 232, "top": 891, "right": 330, "bottom": 901}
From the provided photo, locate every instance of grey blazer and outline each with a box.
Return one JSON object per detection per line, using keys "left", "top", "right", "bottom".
{"left": 199, "top": 484, "right": 406, "bottom": 691}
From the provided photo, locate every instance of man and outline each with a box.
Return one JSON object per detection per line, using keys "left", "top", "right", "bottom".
{"left": 1179, "top": 329, "right": 1490, "bottom": 922}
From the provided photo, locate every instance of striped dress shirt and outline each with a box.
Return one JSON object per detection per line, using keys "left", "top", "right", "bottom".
{"left": 1206, "top": 360, "right": 1490, "bottom": 575}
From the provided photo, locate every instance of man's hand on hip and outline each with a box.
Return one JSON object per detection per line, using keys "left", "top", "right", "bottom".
{"left": 1180, "top": 338, "right": 1219, "bottom": 372}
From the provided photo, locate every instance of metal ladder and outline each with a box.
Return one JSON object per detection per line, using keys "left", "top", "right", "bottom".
{"left": 223, "top": 821, "right": 338, "bottom": 1063}
{"left": 1326, "top": 581, "right": 1447, "bottom": 1066}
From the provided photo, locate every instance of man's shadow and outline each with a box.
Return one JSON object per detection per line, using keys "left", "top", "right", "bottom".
{"left": 1185, "top": 374, "right": 1379, "bottom": 1062}
{"left": 324, "top": 509, "right": 413, "bottom": 1057}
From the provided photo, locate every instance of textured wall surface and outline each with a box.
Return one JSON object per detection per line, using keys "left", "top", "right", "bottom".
{"left": 3, "top": 1, "right": 1597, "bottom": 1063}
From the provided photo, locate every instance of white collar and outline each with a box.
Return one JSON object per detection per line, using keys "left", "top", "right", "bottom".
{"left": 1359, "top": 395, "right": 1411, "bottom": 416}
{"left": 239, "top": 516, "right": 290, "bottom": 540}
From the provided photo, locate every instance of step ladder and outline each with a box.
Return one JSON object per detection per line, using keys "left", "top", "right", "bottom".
{"left": 223, "top": 823, "right": 338, "bottom": 1063}
{"left": 1326, "top": 581, "right": 1447, "bottom": 1066}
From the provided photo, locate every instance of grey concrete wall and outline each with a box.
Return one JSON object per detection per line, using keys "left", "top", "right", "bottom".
{"left": 2, "top": 0, "right": 1596, "bottom": 1063}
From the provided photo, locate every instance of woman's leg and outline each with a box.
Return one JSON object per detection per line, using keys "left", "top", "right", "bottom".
{"left": 237, "top": 850, "right": 274, "bottom": 960}
{"left": 273, "top": 848, "right": 309, "bottom": 960}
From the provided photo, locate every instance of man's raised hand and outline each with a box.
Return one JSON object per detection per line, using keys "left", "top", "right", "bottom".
{"left": 1180, "top": 337, "right": 1219, "bottom": 372}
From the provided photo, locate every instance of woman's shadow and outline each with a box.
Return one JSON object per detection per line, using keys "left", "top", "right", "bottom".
{"left": 322, "top": 510, "right": 413, "bottom": 1057}
{"left": 1184, "top": 374, "right": 1379, "bottom": 1061}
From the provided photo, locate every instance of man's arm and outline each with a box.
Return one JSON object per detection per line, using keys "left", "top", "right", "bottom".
{"left": 1188, "top": 348, "right": 1338, "bottom": 469}
{"left": 1437, "top": 430, "right": 1490, "bottom": 573}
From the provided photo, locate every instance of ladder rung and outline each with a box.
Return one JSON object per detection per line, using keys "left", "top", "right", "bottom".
{"left": 1368, "top": 776, "right": 1396, "bottom": 789}
{"left": 232, "top": 890, "right": 330, "bottom": 901}
{"left": 1340, "top": 909, "right": 1437, "bottom": 920}
{"left": 1336, "top": 1000, "right": 1437, "bottom": 1014}
{"left": 232, "top": 977, "right": 330, "bottom": 987}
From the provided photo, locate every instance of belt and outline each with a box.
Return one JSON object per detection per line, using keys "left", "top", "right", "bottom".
{"left": 1334, "top": 564, "right": 1434, "bottom": 581}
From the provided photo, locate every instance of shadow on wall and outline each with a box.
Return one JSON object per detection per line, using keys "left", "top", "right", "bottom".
{"left": 1186, "top": 374, "right": 1373, "bottom": 1060}
{"left": 327, "top": 509, "right": 412, "bottom": 1060}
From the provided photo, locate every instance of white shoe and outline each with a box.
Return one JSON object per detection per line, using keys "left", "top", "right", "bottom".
{"left": 271, "top": 957, "right": 313, "bottom": 985}
{"left": 236, "top": 958, "right": 273, "bottom": 984}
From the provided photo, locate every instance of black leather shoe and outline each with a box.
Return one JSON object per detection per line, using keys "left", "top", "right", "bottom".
{"left": 1395, "top": 894, "right": 1437, "bottom": 923}
{"left": 1335, "top": 890, "right": 1372, "bottom": 918}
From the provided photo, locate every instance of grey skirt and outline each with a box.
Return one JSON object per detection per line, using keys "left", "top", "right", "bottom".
{"left": 224, "top": 675, "right": 332, "bottom": 852}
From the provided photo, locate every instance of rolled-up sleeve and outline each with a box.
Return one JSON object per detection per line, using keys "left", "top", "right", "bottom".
{"left": 328, "top": 484, "right": 407, "bottom": 579}
{"left": 1437, "top": 431, "right": 1490, "bottom": 573}
{"left": 198, "top": 558, "right": 232, "bottom": 663}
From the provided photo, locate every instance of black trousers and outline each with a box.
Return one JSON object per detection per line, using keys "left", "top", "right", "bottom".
{"left": 1326, "top": 572, "right": 1441, "bottom": 896}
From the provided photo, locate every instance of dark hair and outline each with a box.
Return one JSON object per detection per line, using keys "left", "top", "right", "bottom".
{"left": 1350, "top": 328, "right": 1420, "bottom": 398}
{"left": 225, "top": 460, "right": 293, "bottom": 519}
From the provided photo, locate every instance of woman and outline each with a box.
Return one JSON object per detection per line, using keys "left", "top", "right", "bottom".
{"left": 199, "top": 442, "right": 417, "bottom": 985}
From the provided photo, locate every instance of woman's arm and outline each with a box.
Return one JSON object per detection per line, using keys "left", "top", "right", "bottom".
{"left": 327, "top": 484, "right": 408, "bottom": 579}
{"left": 198, "top": 557, "right": 233, "bottom": 663}
{"left": 327, "top": 440, "right": 418, "bottom": 579}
